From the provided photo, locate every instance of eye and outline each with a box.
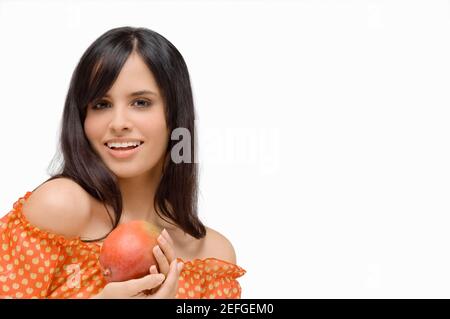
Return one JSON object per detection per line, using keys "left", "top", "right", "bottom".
{"left": 91, "top": 100, "right": 110, "bottom": 110}
{"left": 89, "top": 99, "right": 152, "bottom": 110}
{"left": 132, "top": 99, "right": 152, "bottom": 108}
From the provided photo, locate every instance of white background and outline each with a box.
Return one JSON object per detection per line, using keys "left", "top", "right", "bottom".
{"left": 1, "top": 0, "right": 450, "bottom": 298}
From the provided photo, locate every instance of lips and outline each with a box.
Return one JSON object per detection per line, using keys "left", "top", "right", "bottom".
{"left": 104, "top": 142, "right": 144, "bottom": 159}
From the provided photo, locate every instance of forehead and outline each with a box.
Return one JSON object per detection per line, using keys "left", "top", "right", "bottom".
{"left": 104, "top": 52, "right": 160, "bottom": 97}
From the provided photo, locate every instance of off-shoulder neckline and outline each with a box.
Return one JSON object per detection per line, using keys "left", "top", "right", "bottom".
{"left": 12, "top": 191, "right": 101, "bottom": 252}
{"left": 177, "top": 257, "right": 240, "bottom": 267}
{"left": 13, "top": 192, "right": 244, "bottom": 269}
{"left": 176, "top": 257, "right": 246, "bottom": 277}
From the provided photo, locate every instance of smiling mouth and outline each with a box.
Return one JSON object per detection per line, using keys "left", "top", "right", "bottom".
{"left": 103, "top": 142, "right": 144, "bottom": 151}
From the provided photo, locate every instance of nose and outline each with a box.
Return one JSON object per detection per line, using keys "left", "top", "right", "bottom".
{"left": 109, "top": 106, "right": 133, "bottom": 133}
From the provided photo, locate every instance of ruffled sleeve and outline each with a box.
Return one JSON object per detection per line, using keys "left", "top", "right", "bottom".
{"left": 0, "top": 192, "right": 105, "bottom": 299}
{"left": 175, "top": 257, "right": 246, "bottom": 299}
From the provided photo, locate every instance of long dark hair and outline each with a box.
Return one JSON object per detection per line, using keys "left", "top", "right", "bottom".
{"left": 42, "top": 26, "right": 205, "bottom": 241}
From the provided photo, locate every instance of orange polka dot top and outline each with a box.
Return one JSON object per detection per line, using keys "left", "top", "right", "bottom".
{"left": 0, "top": 192, "right": 246, "bottom": 299}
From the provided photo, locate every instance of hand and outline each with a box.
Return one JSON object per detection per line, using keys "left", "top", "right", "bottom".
{"left": 148, "top": 229, "right": 182, "bottom": 296}
{"left": 92, "top": 229, "right": 184, "bottom": 299}
{"left": 91, "top": 271, "right": 166, "bottom": 299}
{"left": 152, "top": 229, "right": 177, "bottom": 277}
{"left": 92, "top": 259, "right": 184, "bottom": 299}
{"left": 147, "top": 259, "right": 184, "bottom": 298}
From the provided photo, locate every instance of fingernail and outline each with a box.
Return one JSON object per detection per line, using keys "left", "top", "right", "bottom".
{"left": 158, "top": 235, "right": 166, "bottom": 244}
{"left": 177, "top": 262, "right": 184, "bottom": 272}
{"left": 157, "top": 274, "right": 165, "bottom": 281}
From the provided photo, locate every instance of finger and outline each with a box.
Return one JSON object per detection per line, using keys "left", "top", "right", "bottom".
{"left": 148, "top": 261, "right": 178, "bottom": 299}
{"left": 153, "top": 244, "right": 170, "bottom": 275}
{"left": 157, "top": 233, "right": 176, "bottom": 263}
{"left": 162, "top": 229, "right": 174, "bottom": 246}
{"left": 147, "top": 265, "right": 160, "bottom": 295}
{"left": 148, "top": 260, "right": 183, "bottom": 299}
{"left": 125, "top": 273, "right": 165, "bottom": 296}
{"left": 149, "top": 265, "right": 158, "bottom": 275}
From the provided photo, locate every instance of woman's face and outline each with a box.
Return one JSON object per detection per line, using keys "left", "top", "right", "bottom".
{"left": 84, "top": 52, "right": 169, "bottom": 179}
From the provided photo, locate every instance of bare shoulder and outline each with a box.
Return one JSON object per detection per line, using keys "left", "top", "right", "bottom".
{"left": 202, "top": 226, "right": 237, "bottom": 264}
{"left": 22, "top": 177, "right": 92, "bottom": 239}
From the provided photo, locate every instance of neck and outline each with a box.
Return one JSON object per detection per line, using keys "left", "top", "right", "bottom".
{"left": 116, "top": 153, "right": 169, "bottom": 224}
{"left": 115, "top": 161, "right": 182, "bottom": 237}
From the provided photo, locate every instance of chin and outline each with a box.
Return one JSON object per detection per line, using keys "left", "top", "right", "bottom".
{"left": 108, "top": 164, "right": 160, "bottom": 180}
{"left": 108, "top": 168, "right": 145, "bottom": 179}
{"left": 112, "top": 171, "right": 141, "bottom": 179}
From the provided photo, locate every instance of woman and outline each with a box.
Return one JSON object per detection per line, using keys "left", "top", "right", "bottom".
{"left": 0, "top": 26, "right": 245, "bottom": 299}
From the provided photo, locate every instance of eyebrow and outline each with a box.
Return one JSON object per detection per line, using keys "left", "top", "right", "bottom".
{"left": 104, "top": 90, "right": 157, "bottom": 98}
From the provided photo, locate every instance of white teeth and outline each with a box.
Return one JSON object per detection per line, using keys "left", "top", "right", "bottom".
{"left": 106, "top": 141, "right": 142, "bottom": 149}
